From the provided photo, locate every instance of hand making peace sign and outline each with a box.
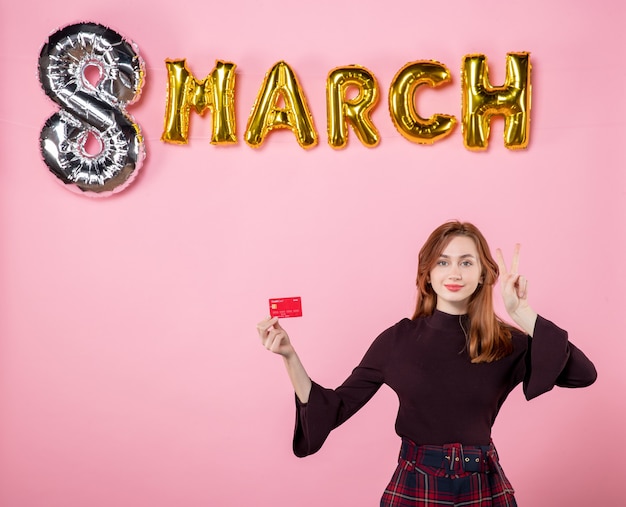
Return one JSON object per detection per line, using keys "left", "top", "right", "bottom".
{"left": 496, "top": 244, "right": 531, "bottom": 318}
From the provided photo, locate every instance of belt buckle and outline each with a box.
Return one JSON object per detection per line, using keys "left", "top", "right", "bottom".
{"left": 443, "top": 444, "right": 462, "bottom": 473}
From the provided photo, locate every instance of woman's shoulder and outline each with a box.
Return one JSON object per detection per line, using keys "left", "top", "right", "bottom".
{"left": 370, "top": 317, "right": 418, "bottom": 345}
{"left": 380, "top": 317, "right": 416, "bottom": 334}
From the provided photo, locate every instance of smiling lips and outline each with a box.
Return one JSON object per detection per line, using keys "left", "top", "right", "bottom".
{"left": 444, "top": 284, "right": 464, "bottom": 292}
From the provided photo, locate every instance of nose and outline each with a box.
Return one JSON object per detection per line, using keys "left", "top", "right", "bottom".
{"left": 449, "top": 265, "right": 462, "bottom": 280}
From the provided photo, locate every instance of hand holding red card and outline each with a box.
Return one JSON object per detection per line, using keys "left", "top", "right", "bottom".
{"left": 269, "top": 297, "right": 303, "bottom": 318}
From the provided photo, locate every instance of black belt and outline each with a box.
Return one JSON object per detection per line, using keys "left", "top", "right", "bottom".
{"left": 399, "top": 439, "right": 496, "bottom": 473}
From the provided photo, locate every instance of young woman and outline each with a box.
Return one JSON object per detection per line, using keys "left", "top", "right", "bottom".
{"left": 257, "top": 221, "right": 597, "bottom": 507}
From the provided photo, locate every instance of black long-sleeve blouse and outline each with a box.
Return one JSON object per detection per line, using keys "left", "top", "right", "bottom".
{"left": 294, "top": 311, "right": 597, "bottom": 457}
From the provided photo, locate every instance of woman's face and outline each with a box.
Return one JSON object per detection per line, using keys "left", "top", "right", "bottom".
{"left": 428, "top": 235, "right": 483, "bottom": 315}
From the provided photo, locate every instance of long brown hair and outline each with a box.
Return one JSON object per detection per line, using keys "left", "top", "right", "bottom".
{"left": 412, "top": 221, "right": 513, "bottom": 363}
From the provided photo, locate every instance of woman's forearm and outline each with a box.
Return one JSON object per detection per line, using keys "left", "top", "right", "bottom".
{"left": 283, "top": 352, "right": 312, "bottom": 403}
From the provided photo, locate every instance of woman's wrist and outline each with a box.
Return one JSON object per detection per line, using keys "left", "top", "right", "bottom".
{"left": 510, "top": 305, "right": 538, "bottom": 336}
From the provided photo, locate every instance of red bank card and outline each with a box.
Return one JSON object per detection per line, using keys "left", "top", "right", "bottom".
{"left": 269, "top": 297, "right": 303, "bottom": 318}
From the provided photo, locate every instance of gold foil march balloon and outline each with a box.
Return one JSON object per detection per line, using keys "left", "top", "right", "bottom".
{"left": 158, "top": 54, "right": 532, "bottom": 150}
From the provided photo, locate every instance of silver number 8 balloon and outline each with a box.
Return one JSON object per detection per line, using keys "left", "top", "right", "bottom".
{"left": 38, "top": 22, "right": 146, "bottom": 196}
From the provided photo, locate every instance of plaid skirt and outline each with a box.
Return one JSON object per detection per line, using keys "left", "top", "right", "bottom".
{"left": 380, "top": 439, "right": 517, "bottom": 507}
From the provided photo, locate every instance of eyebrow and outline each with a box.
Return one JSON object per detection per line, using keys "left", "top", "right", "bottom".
{"left": 439, "top": 254, "right": 477, "bottom": 259}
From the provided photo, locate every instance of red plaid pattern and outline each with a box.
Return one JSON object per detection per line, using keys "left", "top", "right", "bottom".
{"left": 380, "top": 439, "right": 517, "bottom": 507}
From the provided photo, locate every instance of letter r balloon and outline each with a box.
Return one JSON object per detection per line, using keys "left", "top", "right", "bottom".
{"left": 326, "top": 65, "right": 380, "bottom": 149}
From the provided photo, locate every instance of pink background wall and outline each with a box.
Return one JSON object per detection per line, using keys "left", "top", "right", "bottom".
{"left": 1, "top": 1, "right": 624, "bottom": 506}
